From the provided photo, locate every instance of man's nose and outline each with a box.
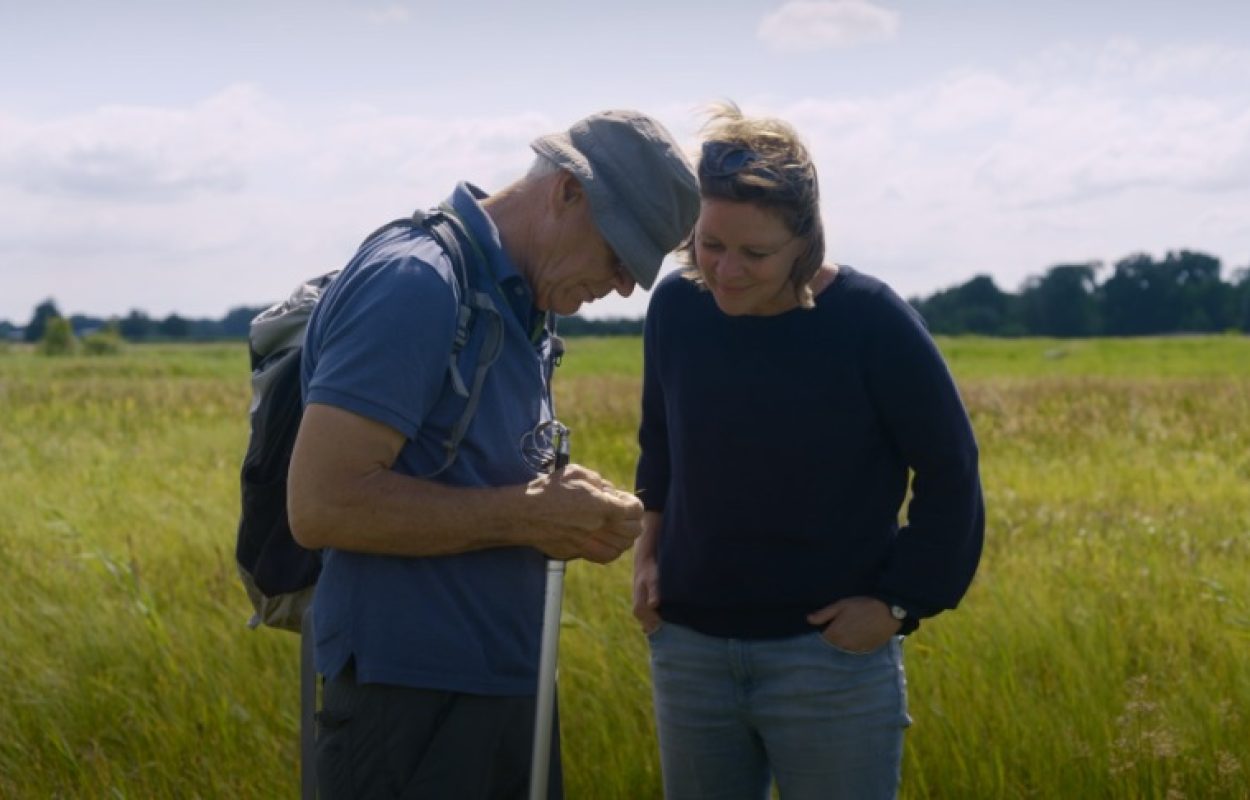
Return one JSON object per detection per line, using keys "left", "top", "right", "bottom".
{"left": 613, "top": 271, "right": 636, "bottom": 298}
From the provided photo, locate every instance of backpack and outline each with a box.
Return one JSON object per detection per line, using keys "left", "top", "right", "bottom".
{"left": 235, "top": 207, "right": 504, "bottom": 632}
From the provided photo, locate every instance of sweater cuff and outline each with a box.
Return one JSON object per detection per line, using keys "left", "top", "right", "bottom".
{"left": 869, "top": 593, "right": 929, "bottom": 636}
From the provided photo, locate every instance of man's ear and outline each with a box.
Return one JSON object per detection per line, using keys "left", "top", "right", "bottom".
{"left": 550, "top": 171, "right": 585, "bottom": 215}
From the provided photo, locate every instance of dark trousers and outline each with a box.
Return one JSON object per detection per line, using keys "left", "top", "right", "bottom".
{"left": 316, "top": 664, "right": 563, "bottom": 800}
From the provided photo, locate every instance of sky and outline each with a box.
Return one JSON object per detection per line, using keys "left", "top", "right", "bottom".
{"left": 2, "top": 0, "right": 1249, "bottom": 323}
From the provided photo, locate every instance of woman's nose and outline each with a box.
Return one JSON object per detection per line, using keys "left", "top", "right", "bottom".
{"left": 714, "top": 253, "right": 744, "bottom": 281}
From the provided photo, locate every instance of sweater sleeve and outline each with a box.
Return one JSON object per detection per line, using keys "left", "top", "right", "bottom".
{"left": 635, "top": 285, "right": 671, "bottom": 512}
{"left": 863, "top": 286, "right": 984, "bottom": 616}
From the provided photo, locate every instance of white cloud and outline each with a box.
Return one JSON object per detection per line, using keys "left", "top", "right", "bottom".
{"left": 911, "top": 72, "right": 1022, "bottom": 134}
{"left": 366, "top": 4, "right": 411, "bottom": 24}
{"left": 309, "top": 109, "right": 553, "bottom": 192}
{"left": 751, "top": 37, "right": 1250, "bottom": 295}
{"left": 1094, "top": 38, "right": 1250, "bottom": 91}
{"left": 758, "top": 0, "right": 899, "bottom": 54}
{"left": 5, "top": 34, "right": 1250, "bottom": 322}
{"left": 0, "top": 96, "right": 572, "bottom": 321}
{"left": 0, "top": 85, "right": 280, "bottom": 202}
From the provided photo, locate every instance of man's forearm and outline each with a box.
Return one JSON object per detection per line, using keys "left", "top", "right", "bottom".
{"left": 287, "top": 402, "right": 641, "bottom": 561}
{"left": 287, "top": 401, "right": 544, "bottom": 556}
{"left": 289, "top": 466, "right": 534, "bottom": 556}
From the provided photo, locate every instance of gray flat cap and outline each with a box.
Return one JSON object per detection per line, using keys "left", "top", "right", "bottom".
{"left": 531, "top": 110, "right": 699, "bottom": 290}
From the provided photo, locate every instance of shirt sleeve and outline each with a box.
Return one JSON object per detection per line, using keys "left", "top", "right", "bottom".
{"left": 863, "top": 284, "right": 985, "bottom": 616}
{"left": 305, "top": 251, "right": 459, "bottom": 439}
{"left": 635, "top": 284, "right": 671, "bottom": 511}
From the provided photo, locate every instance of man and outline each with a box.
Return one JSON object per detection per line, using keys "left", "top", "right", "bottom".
{"left": 287, "top": 110, "right": 699, "bottom": 799}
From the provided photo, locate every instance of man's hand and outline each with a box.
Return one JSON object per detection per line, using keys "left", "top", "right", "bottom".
{"left": 807, "top": 596, "right": 902, "bottom": 653}
{"left": 523, "top": 464, "right": 643, "bottom": 563}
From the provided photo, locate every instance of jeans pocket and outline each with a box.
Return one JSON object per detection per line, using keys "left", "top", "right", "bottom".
{"left": 815, "top": 632, "right": 886, "bottom": 657}
{"left": 645, "top": 621, "right": 666, "bottom": 641}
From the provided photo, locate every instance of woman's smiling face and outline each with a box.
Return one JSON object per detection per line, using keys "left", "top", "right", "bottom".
{"left": 694, "top": 198, "right": 806, "bottom": 317}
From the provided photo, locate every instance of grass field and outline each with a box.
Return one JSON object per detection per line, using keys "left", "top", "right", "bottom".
{"left": 1, "top": 336, "right": 1248, "bottom": 798}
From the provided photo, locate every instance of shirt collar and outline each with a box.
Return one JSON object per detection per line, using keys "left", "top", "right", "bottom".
{"left": 445, "top": 182, "right": 545, "bottom": 338}
{"left": 446, "top": 182, "right": 519, "bottom": 284}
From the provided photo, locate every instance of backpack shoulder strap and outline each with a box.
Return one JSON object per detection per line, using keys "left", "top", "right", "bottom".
{"left": 359, "top": 208, "right": 485, "bottom": 384}
{"left": 410, "top": 207, "right": 506, "bottom": 478}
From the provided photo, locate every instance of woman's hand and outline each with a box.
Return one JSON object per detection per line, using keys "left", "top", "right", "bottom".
{"left": 633, "top": 554, "right": 662, "bottom": 634}
{"left": 807, "top": 596, "right": 902, "bottom": 653}
{"left": 632, "top": 511, "right": 664, "bottom": 634}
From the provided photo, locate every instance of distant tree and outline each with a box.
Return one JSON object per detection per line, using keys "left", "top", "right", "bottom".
{"left": 38, "top": 316, "right": 77, "bottom": 355}
{"left": 184, "top": 318, "right": 218, "bottom": 339}
{"left": 119, "top": 310, "right": 153, "bottom": 340}
{"left": 222, "top": 306, "right": 266, "bottom": 338}
{"left": 24, "top": 298, "right": 62, "bottom": 343}
{"left": 68, "top": 314, "right": 108, "bottom": 337}
{"left": 1100, "top": 250, "right": 1227, "bottom": 334}
{"left": 159, "top": 314, "right": 190, "bottom": 338}
{"left": 556, "top": 315, "right": 644, "bottom": 336}
{"left": 912, "top": 274, "right": 1022, "bottom": 335}
{"left": 958, "top": 275, "right": 1021, "bottom": 334}
{"left": 1020, "top": 263, "right": 1101, "bottom": 337}
{"left": 1101, "top": 254, "right": 1155, "bottom": 334}
{"left": 1163, "top": 250, "right": 1228, "bottom": 332}
{"left": 1233, "top": 267, "right": 1250, "bottom": 332}
{"left": 82, "top": 321, "right": 124, "bottom": 356}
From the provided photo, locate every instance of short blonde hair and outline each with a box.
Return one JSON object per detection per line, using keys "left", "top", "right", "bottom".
{"left": 680, "top": 102, "right": 826, "bottom": 309}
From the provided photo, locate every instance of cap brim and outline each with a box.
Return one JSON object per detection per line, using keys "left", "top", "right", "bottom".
{"left": 531, "top": 136, "right": 663, "bottom": 290}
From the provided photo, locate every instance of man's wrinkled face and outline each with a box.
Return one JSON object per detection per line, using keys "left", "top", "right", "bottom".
{"left": 532, "top": 200, "right": 636, "bottom": 315}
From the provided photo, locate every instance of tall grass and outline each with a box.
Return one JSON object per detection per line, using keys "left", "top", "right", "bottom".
{"left": 1, "top": 337, "right": 1247, "bottom": 798}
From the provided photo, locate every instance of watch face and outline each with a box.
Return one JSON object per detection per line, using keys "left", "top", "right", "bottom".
{"left": 890, "top": 605, "right": 907, "bottom": 620}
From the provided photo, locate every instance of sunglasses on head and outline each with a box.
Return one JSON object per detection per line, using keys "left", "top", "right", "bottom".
{"left": 701, "top": 141, "right": 771, "bottom": 179}
{"left": 699, "top": 140, "right": 815, "bottom": 202}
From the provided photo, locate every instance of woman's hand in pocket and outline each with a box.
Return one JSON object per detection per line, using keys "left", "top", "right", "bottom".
{"left": 807, "top": 596, "right": 901, "bottom": 653}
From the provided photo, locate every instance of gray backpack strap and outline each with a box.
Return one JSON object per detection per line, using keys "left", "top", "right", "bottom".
{"left": 419, "top": 210, "right": 476, "bottom": 397}
{"left": 435, "top": 287, "right": 504, "bottom": 472}
{"left": 415, "top": 209, "right": 506, "bottom": 478}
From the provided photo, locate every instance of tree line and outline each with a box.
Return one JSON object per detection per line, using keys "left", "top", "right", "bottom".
{"left": 3, "top": 303, "right": 266, "bottom": 343}
{"left": 5, "top": 249, "right": 1249, "bottom": 343}
{"left": 910, "top": 250, "right": 1250, "bottom": 337}
{"left": 2, "top": 301, "right": 649, "bottom": 343}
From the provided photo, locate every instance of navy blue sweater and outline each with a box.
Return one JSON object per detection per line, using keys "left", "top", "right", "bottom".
{"left": 636, "top": 267, "right": 983, "bottom": 638}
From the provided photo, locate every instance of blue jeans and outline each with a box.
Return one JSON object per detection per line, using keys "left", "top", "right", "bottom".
{"left": 648, "top": 623, "right": 910, "bottom": 800}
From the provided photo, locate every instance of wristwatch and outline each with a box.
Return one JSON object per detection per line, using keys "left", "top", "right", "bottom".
{"left": 886, "top": 603, "right": 919, "bottom": 635}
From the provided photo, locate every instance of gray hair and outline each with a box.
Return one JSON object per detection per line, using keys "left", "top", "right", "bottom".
{"left": 526, "top": 155, "right": 564, "bottom": 180}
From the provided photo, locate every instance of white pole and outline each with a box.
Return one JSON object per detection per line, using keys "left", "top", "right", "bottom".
{"left": 529, "top": 559, "right": 565, "bottom": 800}
{"left": 300, "top": 606, "right": 316, "bottom": 800}
{"left": 530, "top": 424, "right": 571, "bottom": 800}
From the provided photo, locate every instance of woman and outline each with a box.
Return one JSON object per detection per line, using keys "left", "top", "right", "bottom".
{"left": 633, "top": 103, "right": 984, "bottom": 799}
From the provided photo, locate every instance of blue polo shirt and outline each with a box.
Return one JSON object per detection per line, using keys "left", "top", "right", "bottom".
{"left": 301, "top": 183, "right": 556, "bottom": 694}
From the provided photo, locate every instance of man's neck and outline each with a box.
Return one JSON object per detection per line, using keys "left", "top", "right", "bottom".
{"left": 481, "top": 183, "right": 540, "bottom": 288}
